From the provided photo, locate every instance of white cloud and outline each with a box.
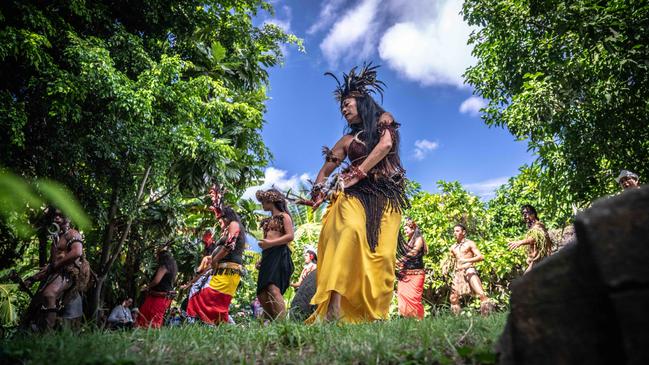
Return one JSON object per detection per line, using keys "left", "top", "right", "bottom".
{"left": 264, "top": 5, "right": 292, "bottom": 32}
{"left": 263, "top": 5, "right": 293, "bottom": 57}
{"left": 464, "top": 176, "right": 509, "bottom": 200}
{"left": 459, "top": 96, "right": 487, "bottom": 116}
{"left": 378, "top": 0, "right": 475, "bottom": 87}
{"left": 265, "top": 19, "right": 291, "bottom": 32}
{"left": 242, "top": 167, "right": 311, "bottom": 201}
{"left": 307, "top": 0, "right": 348, "bottom": 35}
{"left": 313, "top": 0, "right": 475, "bottom": 88}
{"left": 320, "top": 0, "right": 380, "bottom": 67}
{"left": 413, "top": 139, "right": 439, "bottom": 160}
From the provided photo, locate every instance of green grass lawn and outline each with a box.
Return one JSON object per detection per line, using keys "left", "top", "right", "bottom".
{"left": 0, "top": 313, "right": 506, "bottom": 365}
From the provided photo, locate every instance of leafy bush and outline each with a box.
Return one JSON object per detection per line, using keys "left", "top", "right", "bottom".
{"left": 406, "top": 180, "right": 534, "bottom": 309}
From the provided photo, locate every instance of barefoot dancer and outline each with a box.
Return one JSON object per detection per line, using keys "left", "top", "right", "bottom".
{"left": 23, "top": 209, "right": 90, "bottom": 330}
{"left": 449, "top": 224, "right": 492, "bottom": 315}
{"left": 185, "top": 206, "right": 246, "bottom": 325}
{"left": 256, "top": 188, "right": 295, "bottom": 320}
{"left": 305, "top": 63, "right": 408, "bottom": 323}
{"left": 137, "top": 249, "right": 178, "bottom": 328}
{"left": 396, "top": 218, "right": 427, "bottom": 319}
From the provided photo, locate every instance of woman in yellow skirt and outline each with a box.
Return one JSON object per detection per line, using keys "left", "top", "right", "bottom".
{"left": 304, "top": 63, "right": 408, "bottom": 323}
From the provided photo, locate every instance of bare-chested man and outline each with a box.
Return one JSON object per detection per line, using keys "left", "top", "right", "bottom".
{"left": 508, "top": 204, "right": 552, "bottom": 273}
{"left": 24, "top": 209, "right": 90, "bottom": 330}
{"left": 448, "top": 224, "right": 491, "bottom": 315}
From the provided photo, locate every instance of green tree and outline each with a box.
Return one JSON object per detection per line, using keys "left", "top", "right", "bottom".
{"left": 487, "top": 163, "right": 574, "bottom": 238}
{"left": 0, "top": 0, "right": 300, "bottom": 318}
{"left": 406, "top": 181, "right": 526, "bottom": 309}
{"left": 464, "top": 0, "right": 649, "bottom": 207}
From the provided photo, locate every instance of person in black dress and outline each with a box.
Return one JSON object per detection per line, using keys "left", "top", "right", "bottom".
{"left": 256, "top": 188, "right": 295, "bottom": 320}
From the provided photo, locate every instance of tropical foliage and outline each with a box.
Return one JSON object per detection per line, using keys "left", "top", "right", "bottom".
{"left": 404, "top": 171, "right": 574, "bottom": 310}
{"left": 463, "top": 0, "right": 649, "bottom": 209}
{"left": 2, "top": 0, "right": 646, "bottom": 330}
{"left": 406, "top": 181, "right": 522, "bottom": 309}
{"left": 0, "top": 0, "right": 300, "bottom": 320}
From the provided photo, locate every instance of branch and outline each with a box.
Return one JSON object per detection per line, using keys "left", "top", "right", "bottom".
{"left": 139, "top": 180, "right": 180, "bottom": 208}
{"left": 99, "top": 189, "right": 120, "bottom": 271}
{"left": 103, "top": 166, "right": 152, "bottom": 275}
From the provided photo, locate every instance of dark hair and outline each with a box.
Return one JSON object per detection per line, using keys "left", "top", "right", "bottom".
{"left": 344, "top": 95, "right": 385, "bottom": 152}
{"left": 308, "top": 251, "right": 317, "bottom": 264}
{"left": 220, "top": 206, "right": 241, "bottom": 226}
{"left": 410, "top": 226, "right": 423, "bottom": 241}
{"left": 204, "top": 244, "right": 216, "bottom": 256}
{"left": 397, "top": 225, "right": 425, "bottom": 257}
{"left": 157, "top": 250, "right": 178, "bottom": 280}
{"left": 521, "top": 204, "right": 538, "bottom": 217}
{"left": 344, "top": 95, "right": 404, "bottom": 176}
{"left": 220, "top": 205, "right": 247, "bottom": 240}
{"left": 265, "top": 188, "right": 290, "bottom": 216}
{"left": 453, "top": 223, "right": 467, "bottom": 232}
{"left": 50, "top": 207, "right": 71, "bottom": 225}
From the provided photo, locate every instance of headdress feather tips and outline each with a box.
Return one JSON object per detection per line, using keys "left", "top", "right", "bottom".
{"left": 325, "top": 62, "right": 386, "bottom": 103}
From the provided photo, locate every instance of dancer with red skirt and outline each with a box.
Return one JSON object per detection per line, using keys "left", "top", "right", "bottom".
{"left": 396, "top": 218, "right": 427, "bottom": 319}
{"left": 137, "top": 249, "right": 178, "bottom": 328}
{"left": 186, "top": 205, "right": 246, "bottom": 325}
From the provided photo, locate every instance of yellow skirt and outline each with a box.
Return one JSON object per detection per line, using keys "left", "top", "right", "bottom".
{"left": 306, "top": 193, "right": 401, "bottom": 323}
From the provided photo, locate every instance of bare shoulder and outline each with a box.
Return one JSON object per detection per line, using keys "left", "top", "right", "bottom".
{"left": 339, "top": 134, "right": 354, "bottom": 145}
{"left": 335, "top": 134, "right": 355, "bottom": 153}
{"left": 466, "top": 239, "right": 478, "bottom": 247}
{"left": 281, "top": 212, "right": 293, "bottom": 222}
{"left": 66, "top": 229, "right": 83, "bottom": 241}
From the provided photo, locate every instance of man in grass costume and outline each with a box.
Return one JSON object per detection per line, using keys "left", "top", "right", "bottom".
{"left": 508, "top": 205, "right": 553, "bottom": 273}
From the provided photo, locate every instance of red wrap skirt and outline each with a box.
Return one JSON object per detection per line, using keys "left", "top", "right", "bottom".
{"left": 186, "top": 270, "right": 240, "bottom": 324}
{"left": 397, "top": 270, "right": 425, "bottom": 319}
{"left": 136, "top": 295, "right": 172, "bottom": 328}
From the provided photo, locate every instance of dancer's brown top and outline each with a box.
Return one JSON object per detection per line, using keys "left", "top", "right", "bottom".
{"left": 261, "top": 215, "right": 286, "bottom": 237}
{"left": 324, "top": 112, "right": 402, "bottom": 179}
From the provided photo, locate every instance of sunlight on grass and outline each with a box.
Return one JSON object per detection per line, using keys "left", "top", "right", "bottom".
{"left": 0, "top": 313, "right": 505, "bottom": 364}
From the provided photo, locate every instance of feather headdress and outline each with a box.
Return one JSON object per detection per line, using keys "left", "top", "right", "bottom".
{"left": 325, "top": 62, "right": 386, "bottom": 103}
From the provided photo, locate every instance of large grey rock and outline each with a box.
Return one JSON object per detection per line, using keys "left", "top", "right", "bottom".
{"left": 289, "top": 270, "right": 316, "bottom": 321}
{"left": 498, "top": 187, "right": 649, "bottom": 365}
{"left": 549, "top": 225, "right": 575, "bottom": 252}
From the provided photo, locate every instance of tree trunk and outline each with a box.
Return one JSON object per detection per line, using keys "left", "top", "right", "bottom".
{"left": 88, "top": 275, "right": 106, "bottom": 324}
{"left": 88, "top": 189, "right": 119, "bottom": 320}
{"left": 88, "top": 166, "right": 151, "bottom": 320}
{"left": 37, "top": 228, "right": 48, "bottom": 267}
{"left": 124, "top": 233, "right": 143, "bottom": 300}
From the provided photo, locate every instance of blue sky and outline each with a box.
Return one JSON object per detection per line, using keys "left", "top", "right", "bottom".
{"left": 244, "top": 0, "right": 535, "bottom": 201}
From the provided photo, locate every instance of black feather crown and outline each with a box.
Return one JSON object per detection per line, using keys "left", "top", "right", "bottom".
{"left": 325, "top": 62, "right": 386, "bottom": 103}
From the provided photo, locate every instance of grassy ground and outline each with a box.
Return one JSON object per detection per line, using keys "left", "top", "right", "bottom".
{"left": 0, "top": 313, "right": 506, "bottom": 365}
